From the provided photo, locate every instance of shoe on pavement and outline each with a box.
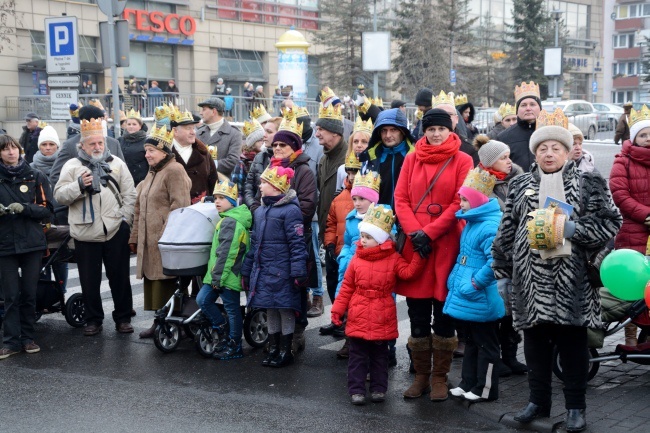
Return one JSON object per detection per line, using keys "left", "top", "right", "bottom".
{"left": 84, "top": 324, "right": 103, "bottom": 336}
{"left": 350, "top": 394, "right": 366, "bottom": 405}
{"left": 116, "top": 322, "right": 134, "bottom": 334}
{"left": 565, "top": 409, "right": 587, "bottom": 432}
{"left": 214, "top": 339, "right": 244, "bottom": 360}
{"left": 449, "top": 387, "right": 466, "bottom": 398}
{"left": 306, "top": 295, "right": 323, "bottom": 317}
{"left": 23, "top": 342, "right": 41, "bottom": 354}
{"left": 0, "top": 347, "right": 20, "bottom": 360}
{"left": 370, "top": 392, "right": 385, "bottom": 403}
{"left": 462, "top": 391, "right": 485, "bottom": 402}
{"left": 319, "top": 322, "right": 339, "bottom": 336}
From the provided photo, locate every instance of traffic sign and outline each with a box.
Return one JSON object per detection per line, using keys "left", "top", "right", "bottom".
{"left": 48, "top": 75, "right": 80, "bottom": 88}
{"left": 50, "top": 90, "right": 78, "bottom": 120}
{"left": 45, "top": 16, "right": 80, "bottom": 74}
{"left": 450, "top": 69, "right": 456, "bottom": 86}
{"left": 592, "top": 81, "right": 598, "bottom": 94}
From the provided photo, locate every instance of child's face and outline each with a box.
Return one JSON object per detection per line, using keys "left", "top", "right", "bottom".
{"left": 352, "top": 196, "right": 372, "bottom": 214}
{"left": 635, "top": 127, "right": 650, "bottom": 147}
{"left": 459, "top": 195, "right": 471, "bottom": 212}
{"left": 490, "top": 151, "right": 512, "bottom": 174}
{"left": 215, "top": 195, "right": 234, "bottom": 213}
{"left": 259, "top": 179, "right": 280, "bottom": 197}
{"left": 346, "top": 169, "right": 358, "bottom": 184}
{"left": 359, "top": 232, "right": 379, "bottom": 248}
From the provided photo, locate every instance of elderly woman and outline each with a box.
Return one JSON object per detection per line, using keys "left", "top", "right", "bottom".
{"left": 394, "top": 109, "right": 473, "bottom": 401}
{"left": 568, "top": 123, "right": 597, "bottom": 174}
{"left": 0, "top": 135, "right": 53, "bottom": 359}
{"left": 492, "top": 110, "right": 622, "bottom": 432}
{"left": 243, "top": 117, "right": 282, "bottom": 213}
{"left": 128, "top": 126, "right": 192, "bottom": 338}
{"left": 119, "top": 110, "right": 148, "bottom": 186}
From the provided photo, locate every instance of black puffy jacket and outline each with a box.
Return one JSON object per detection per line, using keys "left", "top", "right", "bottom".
{"left": 496, "top": 118, "right": 536, "bottom": 172}
{"left": 119, "top": 131, "right": 148, "bottom": 186}
{"left": 243, "top": 147, "right": 272, "bottom": 214}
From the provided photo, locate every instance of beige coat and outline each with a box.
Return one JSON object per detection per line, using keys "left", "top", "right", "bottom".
{"left": 54, "top": 156, "right": 136, "bottom": 242}
{"left": 129, "top": 157, "right": 191, "bottom": 280}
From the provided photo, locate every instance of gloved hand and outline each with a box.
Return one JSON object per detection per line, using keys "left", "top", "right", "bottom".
{"left": 326, "top": 244, "right": 337, "bottom": 263}
{"left": 497, "top": 278, "right": 512, "bottom": 314}
{"left": 295, "top": 275, "right": 309, "bottom": 287}
{"left": 129, "top": 243, "right": 137, "bottom": 254}
{"left": 410, "top": 230, "right": 431, "bottom": 252}
{"left": 416, "top": 243, "right": 433, "bottom": 259}
{"left": 645, "top": 216, "right": 650, "bottom": 227}
{"left": 7, "top": 203, "right": 24, "bottom": 214}
{"left": 241, "top": 276, "right": 250, "bottom": 291}
{"left": 331, "top": 312, "right": 342, "bottom": 327}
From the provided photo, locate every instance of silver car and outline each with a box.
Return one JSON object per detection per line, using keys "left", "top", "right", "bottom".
{"left": 541, "top": 100, "right": 599, "bottom": 140}
{"left": 593, "top": 103, "right": 624, "bottom": 131}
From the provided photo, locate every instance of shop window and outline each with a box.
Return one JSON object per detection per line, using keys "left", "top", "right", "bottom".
{"left": 307, "top": 56, "right": 320, "bottom": 99}
{"left": 124, "top": 42, "right": 175, "bottom": 83}
{"left": 30, "top": 31, "right": 46, "bottom": 61}
{"left": 242, "top": 1, "right": 263, "bottom": 23}
{"left": 218, "top": 49, "right": 265, "bottom": 80}
{"left": 218, "top": 0, "right": 238, "bottom": 20}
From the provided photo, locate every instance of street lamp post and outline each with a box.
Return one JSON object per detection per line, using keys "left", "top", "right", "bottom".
{"left": 592, "top": 41, "right": 598, "bottom": 103}
{"left": 551, "top": 9, "right": 563, "bottom": 98}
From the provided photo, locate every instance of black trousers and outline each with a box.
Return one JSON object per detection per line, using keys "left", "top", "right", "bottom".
{"left": 405, "top": 297, "right": 455, "bottom": 338}
{"left": 523, "top": 324, "right": 588, "bottom": 409}
{"left": 324, "top": 252, "right": 339, "bottom": 304}
{"left": 456, "top": 319, "right": 500, "bottom": 400}
{"left": 75, "top": 221, "right": 133, "bottom": 326}
{"left": 348, "top": 338, "right": 389, "bottom": 395}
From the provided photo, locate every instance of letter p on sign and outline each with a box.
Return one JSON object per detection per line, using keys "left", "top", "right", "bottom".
{"left": 49, "top": 22, "right": 74, "bottom": 55}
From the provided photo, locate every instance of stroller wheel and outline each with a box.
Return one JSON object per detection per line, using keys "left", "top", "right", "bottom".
{"left": 553, "top": 346, "right": 600, "bottom": 382}
{"left": 195, "top": 327, "right": 224, "bottom": 358}
{"left": 64, "top": 293, "right": 86, "bottom": 328}
{"left": 244, "top": 308, "right": 268, "bottom": 348}
{"left": 153, "top": 323, "right": 181, "bottom": 353}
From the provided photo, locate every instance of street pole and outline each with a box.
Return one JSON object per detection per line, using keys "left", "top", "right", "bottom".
{"left": 592, "top": 42, "right": 597, "bottom": 103}
{"left": 107, "top": 10, "right": 121, "bottom": 138}
{"left": 372, "top": 0, "right": 378, "bottom": 99}
{"left": 450, "top": 34, "right": 455, "bottom": 88}
{"left": 554, "top": 14, "right": 560, "bottom": 98}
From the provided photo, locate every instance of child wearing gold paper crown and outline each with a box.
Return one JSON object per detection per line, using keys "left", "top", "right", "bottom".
{"left": 331, "top": 205, "right": 423, "bottom": 406}
{"left": 197, "top": 180, "right": 252, "bottom": 360}
{"left": 443, "top": 167, "right": 504, "bottom": 402}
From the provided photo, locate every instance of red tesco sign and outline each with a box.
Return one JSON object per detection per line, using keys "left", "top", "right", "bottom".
{"left": 123, "top": 9, "right": 197, "bottom": 37}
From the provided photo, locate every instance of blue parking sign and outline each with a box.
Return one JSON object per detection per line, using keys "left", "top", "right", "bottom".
{"left": 49, "top": 22, "right": 74, "bottom": 55}
{"left": 45, "top": 16, "right": 79, "bottom": 74}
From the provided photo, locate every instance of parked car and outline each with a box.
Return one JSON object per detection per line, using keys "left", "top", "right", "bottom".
{"left": 593, "top": 103, "right": 624, "bottom": 131}
{"left": 541, "top": 99, "right": 599, "bottom": 140}
{"left": 474, "top": 107, "right": 498, "bottom": 134}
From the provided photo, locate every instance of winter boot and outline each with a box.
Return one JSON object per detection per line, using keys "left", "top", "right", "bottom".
{"left": 497, "top": 359, "right": 513, "bottom": 378}
{"left": 499, "top": 316, "right": 527, "bottom": 375}
{"left": 624, "top": 323, "right": 638, "bottom": 346}
{"left": 292, "top": 324, "right": 306, "bottom": 353}
{"left": 262, "top": 333, "right": 281, "bottom": 366}
{"left": 403, "top": 336, "right": 432, "bottom": 399}
{"left": 307, "top": 295, "right": 324, "bottom": 317}
{"left": 336, "top": 337, "right": 350, "bottom": 359}
{"left": 214, "top": 338, "right": 243, "bottom": 360}
{"left": 138, "top": 321, "right": 156, "bottom": 339}
{"left": 502, "top": 343, "right": 528, "bottom": 375}
{"left": 430, "top": 334, "right": 457, "bottom": 402}
{"left": 269, "top": 333, "right": 294, "bottom": 368}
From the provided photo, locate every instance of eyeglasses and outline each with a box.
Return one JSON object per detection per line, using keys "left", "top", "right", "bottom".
{"left": 271, "top": 142, "right": 288, "bottom": 148}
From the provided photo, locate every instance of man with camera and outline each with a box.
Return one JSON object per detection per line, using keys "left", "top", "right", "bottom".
{"left": 54, "top": 118, "right": 136, "bottom": 337}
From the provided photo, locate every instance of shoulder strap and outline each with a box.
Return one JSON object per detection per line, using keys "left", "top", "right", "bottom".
{"left": 413, "top": 156, "right": 454, "bottom": 213}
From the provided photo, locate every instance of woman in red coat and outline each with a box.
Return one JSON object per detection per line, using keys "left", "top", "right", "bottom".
{"left": 394, "top": 108, "right": 473, "bottom": 401}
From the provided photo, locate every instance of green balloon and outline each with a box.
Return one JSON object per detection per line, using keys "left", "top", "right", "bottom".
{"left": 600, "top": 249, "right": 650, "bottom": 301}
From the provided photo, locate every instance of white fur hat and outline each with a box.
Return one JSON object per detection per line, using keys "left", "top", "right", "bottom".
{"left": 630, "top": 119, "right": 650, "bottom": 144}
{"left": 529, "top": 125, "right": 573, "bottom": 154}
{"left": 358, "top": 221, "right": 390, "bottom": 244}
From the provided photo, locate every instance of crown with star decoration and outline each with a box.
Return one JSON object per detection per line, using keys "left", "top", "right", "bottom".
{"left": 282, "top": 105, "right": 310, "bottom": 119}
{"left": 353, "top": 116, "right": 373, "bottom": 135}
{"left": 357, "top": 97, "right": 372, "bottom": 115}
{"left": 213, "top": 180, "right": 238, "bottom": 201}
{"left": 155, "top": 103, "right": 172, "bottom": 121}
{"left": 260, "top": 166, "right": 292, "bottom": 193}
{"left": 497, "top": 102, "right": 516, "bottom": 118}
{"left": 318, "top": 102, "right": 343, "bottom": 121}
{"left": 514, "top": 81, "right": 540, "bottom": 103}
{"left": 126, "top": 108, "right": 141, "bottom": 120}
{"left": 171, "top": 106, "right": 195, "bottom": 124}
{"left": 80, "top": 118, "right": 103, "bottom": 139}
{"left": 536, "top": 108, "right": 568, "bottom": 130}
{"left": 242, "top": 117, "right": 263, "bottom": 138}
{"left": 250, "top": 104, "right": 270, "bottom": 121}
{"left": 454, "top": 94, "right": 468, "bottom": 106}
{"left": 431, "top": 90, "right": 455, "bottom": 108}
{"left": 629, "top": 105, "right": 650, "bottom": 128}
{"left": 462, "top": 167, "right": 497, "bottom": 197}
{"left": 344, "top": 151, "right": 361, "bottom": 170}
{"left": 147, "top": 124, "right": 175, "bottom": 150}
{"left": 353, "top": 171, "right": 381, "bottom": 193}
{"left": 362, "top": 204, "right": 395, "bottom": 236}
{"left": 278, "top": 116, "right": 304, "bottom": 136}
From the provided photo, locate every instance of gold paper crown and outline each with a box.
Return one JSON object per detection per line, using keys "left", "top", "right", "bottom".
{"left": 80, "top": 118, "right": 104, "bottom": 138}
{"left": 207, "top": 145, "right": 217, "bottom": 160}
{"left": 294, "top": 106, "right": 310, "bottom": 118}
{"left": 213, "top": 180, "right": 238, "bottom": 201}
{"left": 526, "top": 204, "right": 566, "bottom": 250}
{"left": 155, "top": 103, "right": 171, "bottom": 121}
{"left": 462, "top": 168, "right": 496, "bottom": 197}
{"left": 148, "top": 124, "right": 175, "bottom": 150}
{"left": 415, "top": 108, "right": 423, "bottom": 121}
{"left": 353, "top": 171, "right": 381, "bottom": 193}
{"left": 242, "top": 117, "right": 263, "bottom": 138}
{"left": 119, "top": 110, "right": 126, "bottom": 121}
{"left": 260, "top": 166, "right": 291, "bottom": 193}
{"left": 497, "top": 102, "right": 516, "bottom": 118}
{"left": 279, "top": 116, "right": 304, "bottom": 136}
{"left": 320, "top": 86, "right": 336, "bottom": 102}
{"left": 344, "top": 151, "right": 361, "bottom": 170}
{"left": 250, "top": 104, "right": 269, "bottom": 120}
{"left": 38, "top": 120, "right": 48, "bottom": 129}
{"left": 353, "top": 116, "right": 373, "bottom": 135}
{"left": 454, "top": 94, "right": 468, "bottom": 106}
{"left": 171, "top": 106, "right": 195, "bottom": 124}
{"left": 318, "top": 103, "right": 343, "bottom": 121}
{"left": 431, "top": 90, "right": 455, "bottom": 108}
{"left": 88, "top": 99, "right": 105, "bottom": 111}
{"left": 126, "top": 108, "right": 141, "bottom": 120}
{"left": 357, "top": 97, "right": 372, "bottom": 115}
{"left": 371, "top": 97, "right": 383, "bottom": 107}
{"left": 536, "top": 108, "right": 568, "bottom": 130}
{"left": 514, "top": 81, "right": 540, "bottom": 102}
{"left": 629, "top": 105, "right": 650, "bottom": 128}
{"left": 362, "top": 204, "right": 395, "bottom": 235}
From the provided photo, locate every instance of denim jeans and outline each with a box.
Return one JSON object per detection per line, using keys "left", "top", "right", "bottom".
{"left": 196, "top": 284, "right": 243, "bottom": 341}
{"left": 309, "top": 221, "right": 323, "bottom": 297}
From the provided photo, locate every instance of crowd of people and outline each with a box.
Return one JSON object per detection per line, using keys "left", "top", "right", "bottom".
{"left": 4, "top": 78, "right": 650, "bottom": 433}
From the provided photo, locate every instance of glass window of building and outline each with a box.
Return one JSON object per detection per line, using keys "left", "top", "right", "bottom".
{"left": 217, "top": 49, "right": 266, "bottom": 81}
{"left": 124, "top": 42, "right": 175, "bottom": 83}
{"left": 127, "top": 1, "right": 174, "bottom": 13}
{"left": 307, "top": 56, "right": 320, "bottom": 99}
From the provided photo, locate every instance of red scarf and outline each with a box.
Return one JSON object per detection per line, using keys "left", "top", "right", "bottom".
{"left": 270, "top": 149, "right": 302, "bottom": 168}
{"left": 415, "top": 133, "right": 460, "bottom": 164}
{"left": 478, "top": 163, "right": 508, "bottom": 180}
{"left": 355, "top": 239, "right": 396, "bottom": 261}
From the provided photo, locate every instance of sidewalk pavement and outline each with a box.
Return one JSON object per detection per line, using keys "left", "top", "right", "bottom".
{"left": 446, "top": 327, "right": 650, "bottom": 433}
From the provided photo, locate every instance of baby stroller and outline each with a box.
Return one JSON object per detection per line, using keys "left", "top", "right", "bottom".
{"left": 154, "top": 202, "right": 268, "bottom": 356}
{"left": 34, "top": 224, "right": 86, "bottom": 327}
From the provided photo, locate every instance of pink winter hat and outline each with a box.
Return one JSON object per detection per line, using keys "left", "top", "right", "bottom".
{"left": 458, "top": 186, "right": 489, "bottom": 209}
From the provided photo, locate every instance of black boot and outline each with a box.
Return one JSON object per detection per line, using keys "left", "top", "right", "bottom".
{"left": 269, "top": 333, "right": 294, "bottom": 368}
{"left": 514, "top": 402, "right": 551, "bottom": 424}
{"left": 497, "top": 359, "right": 512, "bottom": 377}
{"left": 500, "top": 316, "right": 527, "bottom": 375}
{"left": 502, "top": 344, "right": 528, "bottom": 375}
{"left": 262, "top": 333, "right": 281, "bottom": 367}
{"left": 566, "top": 409, "right": 586, "bottom": 432}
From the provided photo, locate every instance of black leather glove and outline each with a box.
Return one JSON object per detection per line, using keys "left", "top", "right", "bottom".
{"left": 326, "top": 244, "right": 337, "bottom": 263}
{"left": 417, "top": 243, "right": 432, "bottom": 259}
{"left": 410, "top": 230, "right": 431, "bottom": 252}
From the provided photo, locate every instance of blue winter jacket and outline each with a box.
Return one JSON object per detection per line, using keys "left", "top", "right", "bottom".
{"left": 444, "top": 198, "right": 505, "bottom": 322}
{"left": 241, "top": 189, "right": 308, "bottom": 312}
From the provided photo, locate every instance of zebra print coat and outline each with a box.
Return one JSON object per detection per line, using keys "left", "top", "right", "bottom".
{"left": 491, "top": 161, "right": 622, "bottom": 331}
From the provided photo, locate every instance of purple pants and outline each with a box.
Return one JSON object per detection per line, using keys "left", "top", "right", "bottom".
{"left": 348, "top": 337, "right": 389, "bottom": 395}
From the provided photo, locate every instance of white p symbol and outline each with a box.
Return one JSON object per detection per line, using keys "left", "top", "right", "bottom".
{"left": 54, "top": 26, "right": 69, "bottom": 52}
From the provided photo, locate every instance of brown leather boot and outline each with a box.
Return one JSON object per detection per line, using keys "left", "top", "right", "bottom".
{"left": 625, "top": 323, "right": 638, "bottom": 346}
{"left": 430, "top": 334, "right": 458, "bottom": 402}
{"left": 139, "top": 322, "right": 156, "bottom": 339}
{"left": 307, "top": 295, "right": 324, "bottom": 317}
{"left": 403, "top": 336, "right": 432, "bottom": 399}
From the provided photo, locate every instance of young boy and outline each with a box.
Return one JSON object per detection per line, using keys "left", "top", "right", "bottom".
{"left": 241, "top": 166, "right": 308, "bottom": 368}
{"left": 196, "top": 180, "right": 252, "bottom": 360}
{"left": 443, "top": 167, "right": 505, "bottom": 401}
{"left": 331, "top": 205, "right": 423, "bottom": 405}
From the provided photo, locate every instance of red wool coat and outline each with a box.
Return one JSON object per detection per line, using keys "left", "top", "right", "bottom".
{"left": 324, "top": 178, "right": 354, "bottom": 255}
{"left": 331, "top": 240, "right": 423, "bottom": 341}
{"left": 394, "top": 138, "right": 473, "bottom": 301}
{"left": 609, "top": 140, "right": 650, "bottom": 253}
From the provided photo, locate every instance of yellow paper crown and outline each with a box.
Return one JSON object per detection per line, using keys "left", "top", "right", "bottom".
{"left": 526, "top": 204, "right": 566, "bottom": 250}
{"left": 353, "top": 171, "right": 381, "bottom": 193}
{"left": 38, "top": 120, "right": 48, "bottom": 129}
{"left": 357, "top": 97, "right": 372, "bottom": 115}
{"left": 260, "top": 166, "right": 291, "bottom": 193}
{"left": 207, "top": 145, "right": 218, "bottom": 160}
{"left": 242, "top": 117, "right": 263, "bottom": 138}
{"left": 147, "top": 124, "right": 175, "bottom": 150}
{"left": 536, "top": 108, "right": 568, "bottom": 130}
{"left": 250, "top": 104, "right": 269, "bottom": 121}
{"left": 80, "top": 118, "right": 104, "bottom": 139}
{"left": 514, "top": 81, "right": 540, "bottom": 102}
{"left": 462, "top": 167, "right": 497, "bottom": 197}
{"left": 320, "top": 86, "right": 336, "bottom": 102}
{"left": 362, "top": 204, "right": 395, "bottom": 235}
{"left": 371, "top": 97, "right": 383, "bottom": 108}
{"left": 497, "top": 102, "right": 516, "bottom": 118}
{"left": 119, "top": 110, "right": 127, "bottom": 121}
{"left": 431, "top": 90, "right": 455, "bottom": 108}
{"left": 171, "top": 106, "right": 195, "bottom": 124}
{"left": 629, "top": 105, "right": 650, "bottom": 128}
{"left": 155, "top": 103, "right": 171, "bottom": 121}
{"left": 415, "top": 108, "right": 423, "bottom": 120}
{"left": 88, "top": 99, "right": 105, "bottom": 111}
{"left": 353, "top": 116, "right": 373, "bottom": 135}
{"left": 344, "top": 151, "right": 361, "bottom": 170}
{"left": 126, "top": 108, "right": 141, "bottom": 120}
{"left": 294, "top": 106, "right": 310, "bottom": 118}
{"left": 279, "top": 116, "right": 304, "bottom": 136}
{"left": 213, "top": 180, "right": 238, "bottom": 201}
{"left": 318, "top": 102, "right": 343, "bottom": 121}
{"left": 454, "top": 94, "right": 468, "bottom": 106}
{"left": 70, "top": 104, "right": 81, "bottom": 118}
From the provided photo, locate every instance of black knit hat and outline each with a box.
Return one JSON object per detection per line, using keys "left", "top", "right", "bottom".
{"left": 422, "top": 108, "right": 453, "bottom": 132}
{"left": 515, "top": 95, "right": 541, "bottom": 113}
{"left": 415, "top": 88, "right": 433, "bottom": 107}
{"left": 79, "top": 105, "right": 105, "bottom": 121}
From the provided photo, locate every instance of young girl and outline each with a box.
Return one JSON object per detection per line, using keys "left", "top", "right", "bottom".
{"left": 241, "top": 166, "right": 308, "bottom": 368}
{"left": 444, "top": 167, "right": 505, "bottom": 402}
{"left": 331, "top": 204, "right": 423, "bottom": 405}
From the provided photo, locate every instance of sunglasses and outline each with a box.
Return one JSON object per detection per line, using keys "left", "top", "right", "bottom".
{"left": 271, "top": 142, "right": 288, "bottom": 148}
